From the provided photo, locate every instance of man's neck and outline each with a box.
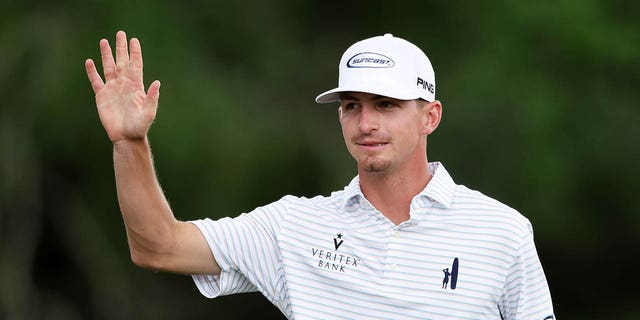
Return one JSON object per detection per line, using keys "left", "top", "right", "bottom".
{"left": 358, "top": 161, "right": 432, "bottom": 225}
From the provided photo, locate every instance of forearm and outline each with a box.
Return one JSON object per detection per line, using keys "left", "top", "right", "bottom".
{"left": 88, "top": 32, "right": 217, "bottom": 274}
{"left": 113, "top": 137, "right": 177, "bottom": 266}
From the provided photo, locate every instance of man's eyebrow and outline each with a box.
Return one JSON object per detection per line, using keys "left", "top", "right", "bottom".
{"left": 338, "top": 94, "right": 359, "bottom": 101}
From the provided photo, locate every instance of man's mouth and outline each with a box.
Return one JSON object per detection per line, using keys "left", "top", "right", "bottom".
{"left": 359, "top": 143, "right": 387, "bottom": 146}
{"left": 356, "top": 141, "right": 389, "bottom": 149}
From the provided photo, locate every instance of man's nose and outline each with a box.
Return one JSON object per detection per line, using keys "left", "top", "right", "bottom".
{"left": 358, "top": 105, "right": 379, "bottom": 133}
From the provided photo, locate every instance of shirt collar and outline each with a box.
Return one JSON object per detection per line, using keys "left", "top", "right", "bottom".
{"left": 418, "top": 162, "right": 456, "bottom": 209}
{"left": 342, "top": 175, "right": 364, "bottom": 211}
{"left": 341, "top": 162, "right": 457, "bottom": 211}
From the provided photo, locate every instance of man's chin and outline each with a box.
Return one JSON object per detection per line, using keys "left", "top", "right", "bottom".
{"left": 360, "top": 159, "right": 391, "bottom": 173}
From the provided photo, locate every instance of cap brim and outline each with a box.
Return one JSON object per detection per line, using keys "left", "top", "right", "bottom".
{"left": 315, "top": 88, "right": 343, "bottom": 104}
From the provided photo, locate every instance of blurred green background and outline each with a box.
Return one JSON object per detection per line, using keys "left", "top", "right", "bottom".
{"left": 1, "top": 0, "right": 639, "bottom": 319}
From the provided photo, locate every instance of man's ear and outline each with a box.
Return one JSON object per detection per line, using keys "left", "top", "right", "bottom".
{"left": 423, "top": 100, "right": 442, "bottom": 135}
{"left": 338, "top": 106, "right": 343, "bottom": 120}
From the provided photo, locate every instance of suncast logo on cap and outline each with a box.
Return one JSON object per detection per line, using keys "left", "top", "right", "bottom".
{"left": 347, "top": 52, "right": 395, "bottom": 68}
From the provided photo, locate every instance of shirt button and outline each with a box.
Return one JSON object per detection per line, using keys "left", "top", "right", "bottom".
{"left": 391, "top": 264, "right": 398, "bottom": 270}
{"left": 393, "top": 230, "right": 400, "bottom": 237}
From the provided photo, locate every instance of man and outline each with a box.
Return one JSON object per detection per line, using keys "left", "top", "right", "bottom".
{"left": 85, "top": 31, "right": 555, "bottom": 319}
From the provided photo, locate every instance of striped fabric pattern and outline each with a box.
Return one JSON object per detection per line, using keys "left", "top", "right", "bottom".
{"left": 191, "top": 162, "right": 555, "bottom": 319}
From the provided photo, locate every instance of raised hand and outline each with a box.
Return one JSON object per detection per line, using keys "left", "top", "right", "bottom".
{"left": 85, "top": 31, "right": 161, "bottom": 143}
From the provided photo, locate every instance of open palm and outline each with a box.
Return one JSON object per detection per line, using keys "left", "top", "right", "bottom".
{"left": 85, "top": 31, "right": 160, "bottom": 143}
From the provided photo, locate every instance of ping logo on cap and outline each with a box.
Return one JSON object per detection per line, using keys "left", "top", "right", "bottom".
{"left": 417, "top": 77, "right": 435, "bottom": 94}
{"left": 347, "top": 52, "right": 395, "bottom": 68}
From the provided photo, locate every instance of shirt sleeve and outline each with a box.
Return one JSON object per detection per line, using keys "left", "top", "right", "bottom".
{"left": 499, "top": 221, "right": 556, "bottom": 320}
{"left": 189, "top": 198, "right": 289, "bottom": 303}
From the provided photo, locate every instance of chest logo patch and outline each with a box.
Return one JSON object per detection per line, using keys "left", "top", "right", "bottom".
{"left": 310, "top": 233, "right": 361, "bottom": 273}
{"left": 442, "top": 257, "right": 459, "bottom": 290}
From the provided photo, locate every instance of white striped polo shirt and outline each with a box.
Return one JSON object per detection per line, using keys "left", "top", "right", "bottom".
{"left": 191, "top": 162, "right": 555, "bottom": 319}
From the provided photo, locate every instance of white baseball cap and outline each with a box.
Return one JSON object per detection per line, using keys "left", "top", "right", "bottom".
{"left": 315, "top": 33, "right": 436, "bottom": 103}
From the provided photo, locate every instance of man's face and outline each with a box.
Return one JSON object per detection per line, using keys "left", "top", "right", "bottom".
{"left": 338, "top": 92, "right": 431, "bottom": 174}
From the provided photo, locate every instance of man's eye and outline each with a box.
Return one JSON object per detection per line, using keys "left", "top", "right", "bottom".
{"left": 378, "top": 101, "right": 396, "bottom": 108}
{"left": 343, "top": 102, "right": 358, "bottom": 110}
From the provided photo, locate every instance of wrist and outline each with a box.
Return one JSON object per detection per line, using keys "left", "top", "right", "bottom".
{"left": 113, "top": 137, "right": 150, "bottom": 152}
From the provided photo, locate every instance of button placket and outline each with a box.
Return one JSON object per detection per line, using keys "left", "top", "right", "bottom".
{"left": 383, "top": 226, "right": 404, "bottom": 283}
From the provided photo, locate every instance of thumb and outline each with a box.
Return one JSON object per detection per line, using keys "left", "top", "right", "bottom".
{"left": 146, "top": 80, "right": 161, "bottom": 107}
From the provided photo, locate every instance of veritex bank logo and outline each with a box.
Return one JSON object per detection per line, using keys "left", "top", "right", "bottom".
{"left": 347, "top": 52, "right": 395, "bottom": 68}
{"left": 311, "top": 233, "right": 361, "bottom": 273}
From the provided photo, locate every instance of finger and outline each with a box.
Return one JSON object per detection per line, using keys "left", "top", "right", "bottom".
{"left": 129, "top": 38, "right": 143, "bottom": 69}
{"left": 85, "top": 59, "right": 104, "bottom": 93}
{"left": 129, "top": 38, "right": 143, "bottom": 81}
{"left": 146, "top": 80, "right": 161, "bottom": 107}
{"left": 99, "top": 39, "right": 117, "bottom": 81}
{"left": 115, "top": 30, "right": 129, "bottom": 71}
